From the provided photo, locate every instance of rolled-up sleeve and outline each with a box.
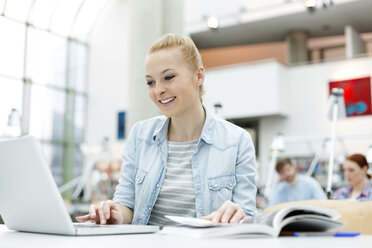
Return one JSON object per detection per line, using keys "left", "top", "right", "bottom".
{"left": 112, "top": 123, "right": 139, "bottom": 209}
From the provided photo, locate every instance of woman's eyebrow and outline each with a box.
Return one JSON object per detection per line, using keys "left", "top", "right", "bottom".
{"left": 161, "top": 68, "right": 175, "bottom": 74}
{"left": 146, "top": 68, "right": 175, "bottom": 78}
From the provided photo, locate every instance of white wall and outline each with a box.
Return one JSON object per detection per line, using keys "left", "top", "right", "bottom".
{"left": 204, "top": 56, "right": 372, "bottom": 186}
{"left": 259, "top": 57, "right": 372, "bottom": 185}
{"left": 85, "top": 0, "right": 184, "bottom": 157}
{"left": 85, "top": 0, "right": 130, "bottom": 157}
{"left": 203, "top": 60, "right": 289, "bottom": 119}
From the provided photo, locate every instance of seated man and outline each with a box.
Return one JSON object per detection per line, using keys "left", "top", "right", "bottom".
{"left": 267, "top": 158, "right": 326, "bottom": 206}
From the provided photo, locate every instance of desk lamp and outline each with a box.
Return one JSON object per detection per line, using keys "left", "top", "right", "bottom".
{"left": 325, "top": 88, "right": 346, "bottom": 198}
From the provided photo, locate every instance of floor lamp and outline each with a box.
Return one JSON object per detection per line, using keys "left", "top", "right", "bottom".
{"left": 367, "top": 145, "right": 372, "bottom": 175}
{"left": 325, "top": 88, "right": 346, "bottom": 198}
{"left": 264, "top": 132, "right": 284, "bottom": 197}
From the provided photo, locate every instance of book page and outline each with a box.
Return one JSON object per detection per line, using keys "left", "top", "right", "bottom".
{"left": 161, "top": 223, "right": 276, "bottom": 239}
{"left": 165, "top": 215, "right": 218, "bottom": 227}
{"left": 242, "top": 211, "right": 277, "bottom": 227}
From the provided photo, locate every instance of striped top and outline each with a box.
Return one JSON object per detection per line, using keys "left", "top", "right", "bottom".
{"left": 147, "top": 140, "right": 198, "bottom": 226}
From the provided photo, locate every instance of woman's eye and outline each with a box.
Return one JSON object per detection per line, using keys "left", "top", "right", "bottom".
{"left": 165, "top": 75, "right": 175, "bottom": 81}
{"left": 147, "top": 81, "right": 155, "bottom": 86}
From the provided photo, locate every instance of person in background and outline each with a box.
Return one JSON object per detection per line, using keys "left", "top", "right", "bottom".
{"left": 76, "top": 34, "right": 257, "bottom": 226}
{"left": 333, "top": 153, "right": 372, "bottom": 201}
{"left": 267, "top": 158, "right": 326, "bottom": 206}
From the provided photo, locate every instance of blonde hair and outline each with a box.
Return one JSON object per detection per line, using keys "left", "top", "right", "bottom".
{"left": 148, "top": 33, "right": 205, "bottom": 102}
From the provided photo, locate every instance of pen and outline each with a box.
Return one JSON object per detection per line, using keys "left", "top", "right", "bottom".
{"left": 333, "top": 232, "right": 360, "bottom": 237}
{"left": 292, "top": 232, "right": 360, "bottom": 237}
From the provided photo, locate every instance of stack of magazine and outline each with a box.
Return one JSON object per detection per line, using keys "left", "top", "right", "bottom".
{"left": 161, "top": 205, "right": 345, "bottom": 239}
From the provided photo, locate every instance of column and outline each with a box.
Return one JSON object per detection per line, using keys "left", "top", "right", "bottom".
{"left": 345, "top": 25, "right": 366, "bottom": 59}
{"left": 286, "top": 31, "right": 309, "bottom": 65}
{"left": 127, "top": 0, "right": 184, "bottom": 131}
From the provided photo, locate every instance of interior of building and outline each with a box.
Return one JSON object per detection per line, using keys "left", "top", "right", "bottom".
{"left": 1, "top": 0, "right": 372, "bottom": 236}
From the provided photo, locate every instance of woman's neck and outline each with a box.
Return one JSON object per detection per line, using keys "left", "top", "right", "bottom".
{"left": 168, "top": 104, "right": 205, "bottom": 142}
{"left": 351, "top": 177, "right": 368, "bottom": 193}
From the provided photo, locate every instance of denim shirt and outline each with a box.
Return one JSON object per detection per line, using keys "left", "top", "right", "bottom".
{"left": 113, "top": 108, "right": 257, "bottom": 225}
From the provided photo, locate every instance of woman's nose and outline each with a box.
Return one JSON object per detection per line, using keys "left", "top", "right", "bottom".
{"left": 155, "top": 83, "right": 166, "bottom": 95}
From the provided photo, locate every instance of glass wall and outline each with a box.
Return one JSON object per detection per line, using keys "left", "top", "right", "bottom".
{"left": 0, "top": 1, "right": 92, "bottom": 199}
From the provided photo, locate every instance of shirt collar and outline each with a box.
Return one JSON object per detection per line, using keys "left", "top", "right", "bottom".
{"left": 360, "top": 182, "right": 371, "bottom": 197}
{"left": 152, "top": 106, "right": 215, "bottom": 145}
{"left": 152, "top": 117, "right": 169, "bottom": 144}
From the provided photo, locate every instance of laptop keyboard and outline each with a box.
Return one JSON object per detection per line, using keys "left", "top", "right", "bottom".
{"left": 73, "top": 223, "right": 117, "bottom": 228}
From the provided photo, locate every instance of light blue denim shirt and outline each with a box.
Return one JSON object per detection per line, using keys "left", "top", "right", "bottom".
{"left": 113, "top": 108, "right": 257, "bottom": 225}
{"left": 267, "top": 175, "right": 327, "bottom": 207}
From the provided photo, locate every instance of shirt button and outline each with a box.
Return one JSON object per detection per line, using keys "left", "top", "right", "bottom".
{"left": 200, "top": 210, "right": 203, "bottom": 214}
{"left": 148, "top": 207, "right": 152, "bottom": 211}
{"left": 136, "top": 179, "right": 140, "bottom": 182}
{"left": 156, "top": 184, "right": 160, "bottom": 188}
{"left": 229, "top": 183, "right": 232, "bottom": 186}
{"left": 214, "top": 184, "right": 218, "bottom": 187}
{"left": 196, "top": 187, "right": 200, "bottom": 191}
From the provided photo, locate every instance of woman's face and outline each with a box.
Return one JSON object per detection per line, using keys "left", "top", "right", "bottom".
{"left": 343, "top": 160, "right": 368, "bottom": 187}
{"left": 145, "top": 47, "right": 203, "bottom": 118}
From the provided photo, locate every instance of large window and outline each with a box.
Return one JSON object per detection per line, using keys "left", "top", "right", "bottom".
{"left": 0, "top": 1, "right": 97, "bottom": 199}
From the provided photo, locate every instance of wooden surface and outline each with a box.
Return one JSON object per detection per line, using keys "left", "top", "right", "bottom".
{"left": 264, "top": 200, "right": 372, "bottom": 234}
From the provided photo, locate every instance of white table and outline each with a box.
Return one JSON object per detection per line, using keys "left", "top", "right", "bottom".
{"left": 1, "top": 225, "right": 371, "bottom": 248}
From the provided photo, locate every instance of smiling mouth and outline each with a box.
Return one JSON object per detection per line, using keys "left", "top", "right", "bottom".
{"left": 159, "top": 97, "right": 176, "bottom": 104}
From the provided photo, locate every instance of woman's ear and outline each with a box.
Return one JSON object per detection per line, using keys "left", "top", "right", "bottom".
{"left": 196, "top": 66, "right": 205, "bottom": 87}
{"left": 362, "top": 165, "right": 368, "bottom": 174}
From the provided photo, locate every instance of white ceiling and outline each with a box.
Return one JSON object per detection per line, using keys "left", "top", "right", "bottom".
{"left": 189, "top": 0, "right": 372, "bottom": 49}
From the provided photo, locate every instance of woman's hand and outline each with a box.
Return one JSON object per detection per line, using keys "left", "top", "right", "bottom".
{"left": 75, "top": 200, "right": 124, "bottom": 225}
{"left": 201, "top": 200, "right": 246, "bottom": 224}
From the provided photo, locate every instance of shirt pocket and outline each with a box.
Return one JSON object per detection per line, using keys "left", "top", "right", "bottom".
{"left": 133, "top": 169, "right": 148, "bottom": 212}
{"left": 135, "top": 169, "right": 147, "bottom": 184}
{"left": 208, "top": 174, "right": 236, "bottom": 211}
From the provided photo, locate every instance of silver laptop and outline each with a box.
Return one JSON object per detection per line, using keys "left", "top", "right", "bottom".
{"left": 0, "top": 135, "right": 159, "bottom": 235}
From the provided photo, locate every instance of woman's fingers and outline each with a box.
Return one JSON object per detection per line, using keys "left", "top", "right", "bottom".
{"left": 212, "top": 202, "right": 228, "bottom": 223}
{"left": 76, "top": 201, "right": 123, "bottom": 225}
{"left": 229, "top": 207, "right": 245, "bottom": 224}
{"left": 200, "top": 212, "right": 214, "bottom": 221}
{"left": 75, "top": 214, "right": 91, "bottom": 222}
{"left": 76, "top": 204, "right": 98, "bottom": 222}
{"left": 98, "top": 203, "right": 106, "bottom": 224}
{"left": 201, "top": 201, "right": 246, "bottom": 224}
{"left": 89, "top": 204, "right": 96, "bottom": 218}
{"left": 102, "top": 201, "right": 112, "bottom": 221}
{"left": 221, "top": 203, "right": 237, "bottom": 224}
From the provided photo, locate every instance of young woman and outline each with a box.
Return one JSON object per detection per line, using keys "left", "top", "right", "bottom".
{"left": 333, "top": 153, "right": 372, "bottom": 201}
{"left": 76, "top": 34, "right": 256, "bottom": 226}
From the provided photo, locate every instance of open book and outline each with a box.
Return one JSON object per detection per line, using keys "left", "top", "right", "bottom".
{"left": 160, "top": 205, "right": 345, "bottom": 239}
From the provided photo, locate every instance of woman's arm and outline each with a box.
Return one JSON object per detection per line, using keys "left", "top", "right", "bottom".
{"left": 202, "top": 130, "right": 257, "bottom": 223}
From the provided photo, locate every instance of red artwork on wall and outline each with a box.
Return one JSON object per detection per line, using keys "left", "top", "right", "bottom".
{"left": 329, "top": 76, "right": 372, "bottom": 117}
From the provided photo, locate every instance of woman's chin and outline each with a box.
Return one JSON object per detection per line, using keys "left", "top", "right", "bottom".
{"left": 159, "top": 109, "right": 173, "bottom": 118}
